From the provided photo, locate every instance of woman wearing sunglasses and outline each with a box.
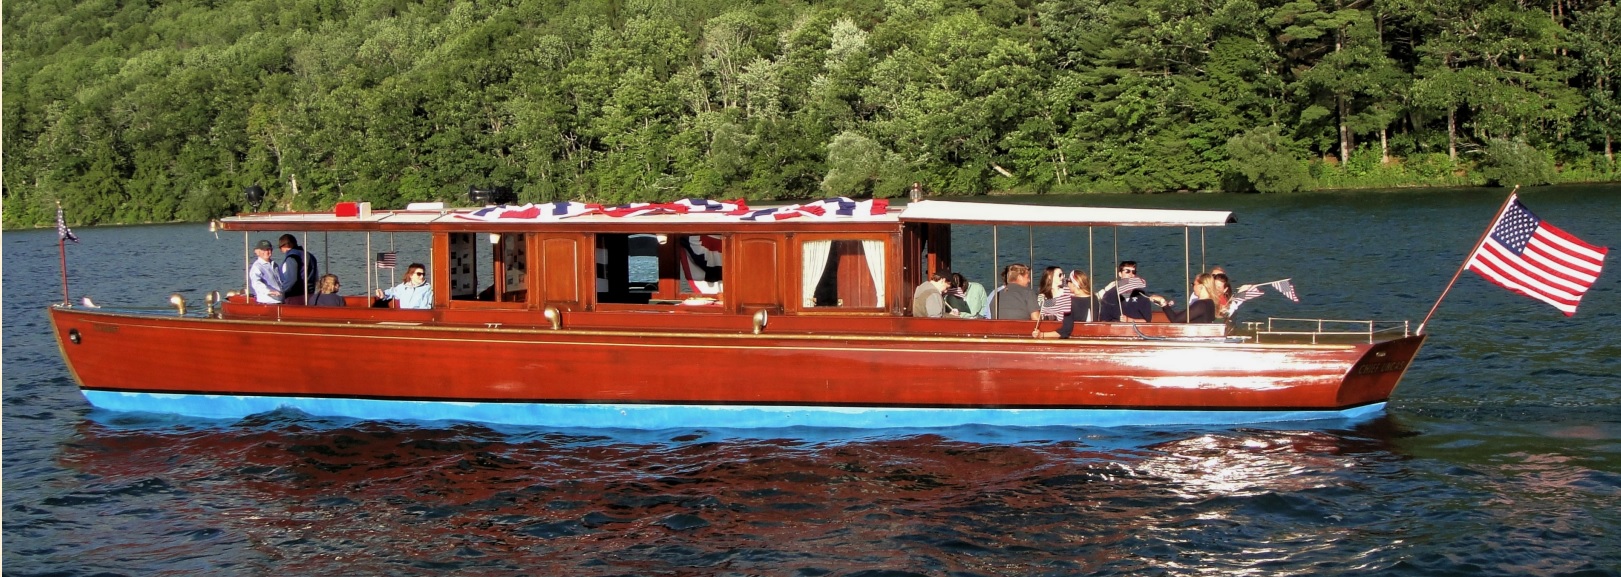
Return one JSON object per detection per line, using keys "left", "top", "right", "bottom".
{"left": 375, "top": 263, "right": 434, "bottom": 309}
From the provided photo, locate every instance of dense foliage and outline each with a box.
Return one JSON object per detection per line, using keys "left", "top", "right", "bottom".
{"left": 4, "top": 0, "right": 1618, "bottom": 226}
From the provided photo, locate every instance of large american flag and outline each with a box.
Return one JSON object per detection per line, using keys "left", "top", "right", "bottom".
{"left": 1465, "top": 194, "right": 1607, "bottom": 316}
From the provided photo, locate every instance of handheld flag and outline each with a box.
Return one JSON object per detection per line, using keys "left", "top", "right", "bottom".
{"left": 1464, "top": 194, "right": 1607, "bottom": 316}
{"left": 1270, "top": 279, "right": 1298, "bottom": 302}
{"left": 57, "top": 205, "right": 79, "bottom": 243}
{"left": 376, "top": 251, "right": 397, "bottom": 269}
{"left": 1115, "top": 277, "right": 1147, "bottom": 293}
{"left": 1226, "top": 279, "right": 1298, "bottom": 316}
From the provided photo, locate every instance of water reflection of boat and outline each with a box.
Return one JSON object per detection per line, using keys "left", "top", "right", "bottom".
{"left": 48, "top": 199, "right": 1425, "bottom": 428}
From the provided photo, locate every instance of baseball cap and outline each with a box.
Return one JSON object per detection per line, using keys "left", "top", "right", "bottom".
{"left": 255, "top": 239, "right": 274, "bottom": 251}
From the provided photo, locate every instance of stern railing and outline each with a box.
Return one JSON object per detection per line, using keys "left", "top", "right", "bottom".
{"left": 1240, "top": 318, "right": 1411, "bottom": 344}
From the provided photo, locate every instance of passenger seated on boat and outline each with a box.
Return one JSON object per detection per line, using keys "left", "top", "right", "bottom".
{"left": 1211, "top": 271, "right": 1234, "bottom": 316}
{"left": 945, "top": 272, "right": 987, "bottom": 318}
{"left": 1035, "top": 270, "right": 1100, "bottom": 339}
{"left": 987, "top": 264, "right": 1041, "bottom": 321}
{"left": 310, "top": 274, "right": 346, "bottom": 307}
{"left": 912, "top": 271, "right": 950, "bottom": 317}
{"left": 1098, "top": 261, "right": 1154, "bottom": 322}
{"left": 1038, "top": 266, "right": 1071, "bottom": 321}
{"left": 375, "top": 263, "right": 434, "bottom": 309}
{"left": 1151, "top": 275, "right": 1220, "bottom": 323}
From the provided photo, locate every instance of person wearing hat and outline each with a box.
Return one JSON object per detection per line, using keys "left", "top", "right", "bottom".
{"left": 249, "top": 239, "right": 284, "bottom": 304}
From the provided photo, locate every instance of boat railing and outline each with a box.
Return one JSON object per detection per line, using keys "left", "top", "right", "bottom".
{"left": 1243, "top": 318, "right": 1411, "bottom": 344}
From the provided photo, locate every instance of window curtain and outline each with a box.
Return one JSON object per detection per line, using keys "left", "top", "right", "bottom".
{"left": 861, "top": 240, "right": 886, "bottom": 304}
{"left": 801, "top": 240, "right": 833, "bottom": 306}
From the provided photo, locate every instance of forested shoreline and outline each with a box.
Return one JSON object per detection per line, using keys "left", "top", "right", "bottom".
{"left": 4, "top": 0, "right": 1618, "bottom": 228}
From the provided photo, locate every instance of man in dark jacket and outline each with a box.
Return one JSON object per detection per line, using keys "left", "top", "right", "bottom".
{"left": 1098, "top": 261, "right": 1154, "bottom": 322}
{"left": 278, "top": 234, "right": 319, "bottom": 305}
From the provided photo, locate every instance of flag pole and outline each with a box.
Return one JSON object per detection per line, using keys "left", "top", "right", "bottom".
{"left": 1417, "top": 185, "right": 1519, "bottom": 335}
{"left": 57, "top": 201, "right": 71, "bottom": 306}
{"left": 59, "top": 234, "right": 70, "bottom": 305}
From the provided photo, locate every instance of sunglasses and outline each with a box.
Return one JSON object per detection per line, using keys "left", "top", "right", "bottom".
{"left": 1121, "top": 269, "right": 1136, "bottom": 274}
{"left": 411, "top": 271, "right": 425, "bottom": 277}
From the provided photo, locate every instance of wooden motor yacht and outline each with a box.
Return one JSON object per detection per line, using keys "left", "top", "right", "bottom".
{"left": 49, "top": 198, "right": 1425, "bottom": 428}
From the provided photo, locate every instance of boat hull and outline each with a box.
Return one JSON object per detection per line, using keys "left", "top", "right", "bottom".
{"left": 79, "top": 391, "right": 1388, "bottom": 428}
{"left": 50, "top": 307, "right": 1424, "bottom": 428}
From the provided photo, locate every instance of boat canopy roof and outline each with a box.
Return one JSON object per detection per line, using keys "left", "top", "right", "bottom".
{"left": 217, "top": 198, "right": 1234, "bottom": 232}
{"left": 897, "top": 200, "right": 1235, "bottom": 227}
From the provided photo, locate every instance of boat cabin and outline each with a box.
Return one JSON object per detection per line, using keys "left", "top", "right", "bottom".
{"left": 216, "top": 199, "right": 1235, "bottom": 339}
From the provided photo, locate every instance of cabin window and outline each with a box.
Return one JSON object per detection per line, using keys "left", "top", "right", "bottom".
{"left": 801, "top": 239, "right": 885, "bottom": 308}
{"left": 450, "top": 232, "right": 528, "bottom": 303}
{"left": 595, "top": 233, "right": 724, "bottom": 305}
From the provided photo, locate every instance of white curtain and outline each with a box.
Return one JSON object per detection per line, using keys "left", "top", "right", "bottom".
{"left": 861, "top": 240, "right": 886, "bottom": 305}
{"left": 801, "top": 240, "right": 833, "bottom": 307}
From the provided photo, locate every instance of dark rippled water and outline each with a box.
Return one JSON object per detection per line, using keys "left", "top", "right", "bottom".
{"left": 6, "top": 187, "right": 1620, "bottom": 576}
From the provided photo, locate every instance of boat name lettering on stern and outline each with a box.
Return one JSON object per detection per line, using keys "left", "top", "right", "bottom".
{"left": 1353, "top": 361, "right": 1408, "bottom": 375}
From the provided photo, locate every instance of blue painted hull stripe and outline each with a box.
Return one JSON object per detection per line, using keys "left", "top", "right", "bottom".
{"left": 81, "top": 391, "right": 1386, "bottom": 428}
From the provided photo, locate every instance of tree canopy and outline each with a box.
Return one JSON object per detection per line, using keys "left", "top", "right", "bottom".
{"left": 4, "top": 0, "right": 1617, "bottom": 227}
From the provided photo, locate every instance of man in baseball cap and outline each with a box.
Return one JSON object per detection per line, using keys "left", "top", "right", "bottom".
{"left": 249, "top": 239, "right": 283, "bottom": 304}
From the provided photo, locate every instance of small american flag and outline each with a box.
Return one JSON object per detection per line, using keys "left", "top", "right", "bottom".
{"left": 56, "top": 204, "right": 79, "bottom": 243}
{"left": 376, "top": 251, "right": 397, "bottom": 269}
{"left": 1227, "top": 279, "right": 1299, "bottom": 315}
{"left": 1269, "top": 279, "right": 1299, "bottom": 302}
{"left": 1116, "top": 277, "right": 1147, "bottom": 293}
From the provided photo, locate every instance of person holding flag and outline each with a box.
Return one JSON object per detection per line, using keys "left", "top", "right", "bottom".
{"left": 1098, "top": 261, "right": 1154, "bottom": 322}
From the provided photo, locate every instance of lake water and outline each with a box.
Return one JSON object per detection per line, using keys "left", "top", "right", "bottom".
{"left": 5, "top": 187, "right": 1620, "bottom": 575}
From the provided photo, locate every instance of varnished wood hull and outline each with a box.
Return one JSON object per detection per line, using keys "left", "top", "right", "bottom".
{"left": 49, "top": 306, "right": 1425, "bottom": 428}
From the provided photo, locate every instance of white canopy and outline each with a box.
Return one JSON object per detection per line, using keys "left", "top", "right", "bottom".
{"left": 898, "top": 200, "right": 1235, "bottom": 227}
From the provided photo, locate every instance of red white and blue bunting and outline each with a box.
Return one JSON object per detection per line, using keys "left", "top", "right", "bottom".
{"left": 454, "top": 198, "right": 888, "bottom": 222}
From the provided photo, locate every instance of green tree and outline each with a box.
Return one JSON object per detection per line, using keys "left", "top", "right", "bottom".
{"left": 1226, "top": 125, "right": 1311, "bottom": 193}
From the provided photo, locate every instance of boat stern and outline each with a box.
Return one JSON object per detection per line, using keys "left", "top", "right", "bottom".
{"left": 1336, "top": 334, "right": 1427, "bottom": 407}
